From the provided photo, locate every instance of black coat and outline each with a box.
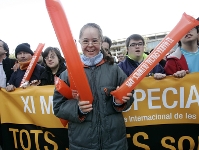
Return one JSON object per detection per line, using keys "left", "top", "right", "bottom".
{"left": 39, "top": 63, "right": 66, "bottom": 86}
{"left": 53, "top": 62, "right": 134, "bottom": 150}
{"left": 8, "top": 64, "right": 45, "bottom": 87}
{"left": 2, "top": 57, "right": 16, "bottom": 83}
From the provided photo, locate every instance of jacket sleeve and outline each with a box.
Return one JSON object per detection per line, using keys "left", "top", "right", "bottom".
{"left": 152, "top": 64, "right": 165, "bottom": 74}
{"left": 3, "top": 58, "right": 15, "bottom": 83}
{"left": 157, "top": 64, "right": 165, "bottom": 74}
{"left": 53, "top": 70, "right": 84, "bottom": 123}
{"left": 8, "top": 72, "right": 16, "bottom": 86}
{"left": 113, "top": 66, "right": 134, "bottom": 112}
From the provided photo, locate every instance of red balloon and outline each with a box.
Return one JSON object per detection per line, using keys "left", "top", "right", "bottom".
{"left": 54, "top": 76, "right": 73, "bottom": 99}
{"left": 111, "top": 13, "right": 199, "bottom": 102}
{"left": 54, "top": 76, "right": 74, "bottom": 126}
{"left": 45, "top": 0, "right": 93, "bottom": 103}
{"left": 54, "top": 75, "right": 78, "bottom": 127}
{"left": 67, "top": 68, "right": 77, "bottom": 90}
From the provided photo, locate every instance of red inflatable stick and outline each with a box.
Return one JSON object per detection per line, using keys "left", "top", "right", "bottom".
{"left": 54, "top": 76, "right": 73, "bottom": 127}
{"left": 20, "top": 43, "right": 45, "bottom": 87}
{"left": 67, "top": 69, "right": 77, "bottom": 90}
{"left": 111, "top": 13, "right": 199, "bottom": 102}
{"left": 54, "top": 76, "right": 73, "bottom": 99}
{"left": 45, "top": 0, "right": 93, "bottom": 103}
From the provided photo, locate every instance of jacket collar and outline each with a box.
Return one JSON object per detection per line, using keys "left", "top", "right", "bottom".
{"left": 84, "top": 59, "right": 105, "bottom": 68}
{"left": 167, "top": 47, "right": 182, "bottom": 59}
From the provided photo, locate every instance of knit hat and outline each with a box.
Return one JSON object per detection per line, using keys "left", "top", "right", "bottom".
{"left": 15, "top": 43, "right": 34, "bottom": 58}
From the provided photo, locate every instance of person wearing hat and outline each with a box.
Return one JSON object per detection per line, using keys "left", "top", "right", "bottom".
{"left": 0, "top": 39, "right": 16, "bottom": 88}
{"left": 5, "top": 43, "right": 45, "bottom": 92}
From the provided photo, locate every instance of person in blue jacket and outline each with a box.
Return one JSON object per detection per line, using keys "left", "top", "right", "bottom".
{"left": 118, "top": 34, "right": 166, "bottom": 79}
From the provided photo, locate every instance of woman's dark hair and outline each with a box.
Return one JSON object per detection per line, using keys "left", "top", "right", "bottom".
{"left": 107, "top": 51, "right": 112, "bottom": 56}
{"left": 0, "top": 39, "right": 9, "bottom": 57}
{"left": 101, "top": 49, "right": 114, "bottom": 65}
{"left": 79, "top": 23, "right": 114, "bottom": 65}
{"left": 42, "top": 47, "right": 65, "bottom": 66}
{"left": 102, "top": 36, "right": 112, "bottom": 48}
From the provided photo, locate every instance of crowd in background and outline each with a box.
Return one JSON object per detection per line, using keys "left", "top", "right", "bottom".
{"left": 0, "top": 17, "right": 199, "bottom": 149}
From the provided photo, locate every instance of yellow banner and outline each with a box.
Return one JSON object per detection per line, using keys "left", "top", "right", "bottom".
{"left": 1, "top": 73, "right": 199, "bottom": 150}
{"left": 124, "top": 73, "right": 199, "bottom": 127}
{"left": 0, "top": 85, "right": 64, "bottom": 128}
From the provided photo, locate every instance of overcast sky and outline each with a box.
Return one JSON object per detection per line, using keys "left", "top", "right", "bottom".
{"left": 0, "top": 0, "right": 198, "bottom": 54}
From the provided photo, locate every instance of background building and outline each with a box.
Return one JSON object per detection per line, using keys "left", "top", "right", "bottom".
{"left": 110, "top": 31, "right": 177, "bottom": 57}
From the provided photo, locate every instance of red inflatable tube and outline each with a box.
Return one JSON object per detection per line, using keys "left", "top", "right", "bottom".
{"left": 54, "top": 76, "right": 73, "bottom": 99}
{"left": 45, "top": 0, "right": 93, "bottom": 103}
{"left": 111, "top": 13, "right": 199, "bottom": 102}
{"left": 67, "top": 65, "right": 77, "bottom": 90}
{"left": 20, "top": 43, "right": 45, "bottom": 87}
{"left": 54, "top": 76, "right": 74, "bottom": 126}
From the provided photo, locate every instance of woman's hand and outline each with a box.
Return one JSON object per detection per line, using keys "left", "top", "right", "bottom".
{"left": 11, "top": 62, "right": 19, "bottom": 72}
{"left": 114, "top": 86, "right": 132, "bottom": 105}
{"left": 78, "top": 100, "right": 93, "bottom": 113}
{"left": 72, "top": 90, "right": 93, "bottom": 113}
{"left": 173, "top": 70, "right": 189, "bottom": 78}
{"left": 154, "top": 73, "right": 166, "bottom": 80}
{"left": 30, "top": 80, "right": 41, "bottom": 86}
{"left": 5, "top": 84, "right": 16, "bottom": 92}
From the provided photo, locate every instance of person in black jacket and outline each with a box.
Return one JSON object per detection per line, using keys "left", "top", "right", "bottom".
{"left": 0, "top": 39, "right": 16, "bottom": 88}
{"left": 39, "top": 47, "right": 66, "bottom": 85}
{"left": 5, "top": 43, "right": 45, "bottom": 91}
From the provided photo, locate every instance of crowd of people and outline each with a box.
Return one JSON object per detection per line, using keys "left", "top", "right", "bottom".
{"left": 0, "top": 16, "right": 199, "bottom": 149}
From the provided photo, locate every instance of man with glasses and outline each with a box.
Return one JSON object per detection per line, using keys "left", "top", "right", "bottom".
{"left": 165, "top": 25, "right": 199, "bottom": 77}
{"left": 5, "top": 43, "right": 45, "bottom": 92}
{"left": 118, "top": 34, "right": 165, "bottom": 79}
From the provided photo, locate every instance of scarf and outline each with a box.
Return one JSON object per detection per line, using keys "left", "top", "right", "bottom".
{"left": 80, "top": 52, "right": 103, "bottom": 66}
{"left": 18, "top": 60, "right": 31, "bottom": 70}
{"left": 127, "top": 53, "right": 148, "bottom": 63}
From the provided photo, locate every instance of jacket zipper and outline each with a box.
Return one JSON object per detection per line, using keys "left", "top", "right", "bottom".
{"left": 91, "top": 67, "right": 103, "bottom": 150}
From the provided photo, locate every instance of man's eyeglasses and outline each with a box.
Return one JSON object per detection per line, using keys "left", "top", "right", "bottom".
{"left": 44, "top": 55, "right": 56, "bottom": 61}
{"left": 81, "top": 39, "right": 100, "bottom": 46}
{"left": 129, "top": 42, "right": 143, "bottom": 47}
